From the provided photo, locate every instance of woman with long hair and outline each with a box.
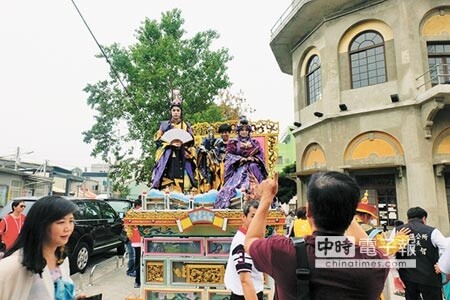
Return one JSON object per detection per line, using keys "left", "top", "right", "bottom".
{"left": 0, "top": 199, "right": 26, "bottom": 251}
{"left": 0, "top": 196, "right": 79, "bottom": 299}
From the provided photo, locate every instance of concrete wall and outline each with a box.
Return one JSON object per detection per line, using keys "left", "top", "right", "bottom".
{"left": 276, "top": 0, "right": 450, "bottom": 232}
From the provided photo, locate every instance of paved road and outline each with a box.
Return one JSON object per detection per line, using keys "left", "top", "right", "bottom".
{"left": 71, "top": 250, "right": 139, "bottom": 300}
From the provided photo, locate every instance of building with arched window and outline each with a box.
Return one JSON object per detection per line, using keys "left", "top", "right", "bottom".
{"left": 271, "top": 0, "right": 450, "bottom": 232}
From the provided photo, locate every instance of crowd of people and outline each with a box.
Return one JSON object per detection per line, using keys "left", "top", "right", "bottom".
{"left": 130, "top": 89, "right": 450, "bottom": 299}
{"left": 3, "top": 90, "right": 450, "bottom": 299}
{"left": 232, "top": 172, "right": 450, "bottom": 300}
{"left": 149, "top": 90, "right": 269, "bottom": 209}
{"left": 3, "top": 173, "right": 450, "bottom": 299}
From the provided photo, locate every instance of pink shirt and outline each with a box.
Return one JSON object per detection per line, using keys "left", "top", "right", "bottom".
{"left": 130, "top": 207, "right": 142, "bottom": 247}
{"left": 0, "top": 214, "right": 26, "bottom": 250}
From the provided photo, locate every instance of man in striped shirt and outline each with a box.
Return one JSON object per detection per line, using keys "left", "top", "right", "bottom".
{"left": 224, "top": 200, "right": 264, "bottom": 300}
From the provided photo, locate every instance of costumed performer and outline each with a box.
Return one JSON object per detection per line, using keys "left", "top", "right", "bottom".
{"left": 197, "top": 123, "right": 232, "bottom": 193}
{"left": 197, "top": 126, "right": 217, "bottom": 193}
{"left": 150, "top": 89, "right": 197, "bottom": 193}
{"left": 355, "top": 191, "right": 410, "bottom": 256}
{"left": 214, "top": 117, "right": 268, "bottom": 208}
{"left": 213, "top": 123, "right": 232, "bottom": 190}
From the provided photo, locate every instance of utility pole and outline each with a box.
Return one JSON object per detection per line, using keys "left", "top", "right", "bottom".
{"left": 14, "top": 147, "right": 20, "bottom": 171}
{"left": 13, "top": 146, "right": 34, "bottom": 171}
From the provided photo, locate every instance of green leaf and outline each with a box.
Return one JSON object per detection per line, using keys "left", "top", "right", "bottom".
{"left": 83, "top": 9, "right": 233, "bottom": 193}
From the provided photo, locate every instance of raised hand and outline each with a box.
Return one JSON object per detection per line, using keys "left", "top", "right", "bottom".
{"left": 257, "top": 173, "right": 279, "bottom": 205}
{"left": 249, "top": 173, "right": 260, "bottom": 199}
{"left": 396, "top": 227, "right": 411, "bottom": 236}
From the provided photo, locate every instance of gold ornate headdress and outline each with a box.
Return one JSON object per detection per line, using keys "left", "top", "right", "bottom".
{"left": 171, "top": 89, "right": 183, "bottom": 107}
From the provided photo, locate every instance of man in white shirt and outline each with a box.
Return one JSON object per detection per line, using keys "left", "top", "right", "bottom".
{"left": 224, "top": 200, "right": 264, "bottom": 300}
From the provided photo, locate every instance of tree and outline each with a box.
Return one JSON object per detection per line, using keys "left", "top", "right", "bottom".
{"left": 277, "top": 163, "right": 297, "bottom": 204}
{"left": 215, "top": 89, "right": 256, "bottom": 120}
{"left": 82, "top": 9, "right": 233, "bottom": 192}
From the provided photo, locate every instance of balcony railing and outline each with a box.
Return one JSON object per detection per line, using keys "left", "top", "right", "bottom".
{"left": 416, "top": 63, "right": 450, "bottom": 89}
{"left": 271, "top": 0, "right": 309, "bottom": 36}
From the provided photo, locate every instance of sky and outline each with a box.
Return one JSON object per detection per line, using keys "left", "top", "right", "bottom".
{"left": 0, "top": 0, "right": 293, "bottom": 171}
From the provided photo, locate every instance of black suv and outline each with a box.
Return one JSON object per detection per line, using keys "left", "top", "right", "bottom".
{"left": 0, "top": 197, "right": 125, "bottom": 274}
{"left": 103, "top": 198, "right": 133, "bottom": 219}
{"left": 69, "top": 198, "right": 125, "bottom": 273}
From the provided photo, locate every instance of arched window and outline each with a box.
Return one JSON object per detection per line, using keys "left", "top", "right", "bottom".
{"left": 306, "top": 55, "right": 322, "bottom": 105}
{"left": 427, "top": 43, "right": 450, "bottom": 85}
{"left": 349, "top": 31, "right": 386, "bottom": 88}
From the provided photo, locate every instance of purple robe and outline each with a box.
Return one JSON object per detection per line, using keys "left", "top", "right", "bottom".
{"left": 214, "top": 136, "right": 268, "bottom": 208}
{"left": 150, "top": 120, "right": 197, "bottom": 192}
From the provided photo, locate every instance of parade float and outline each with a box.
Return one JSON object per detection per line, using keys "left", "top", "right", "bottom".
{"left": 124, "top": 119, "right": 285, "bottom": 300}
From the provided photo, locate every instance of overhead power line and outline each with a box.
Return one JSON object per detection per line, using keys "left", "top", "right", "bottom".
{"left": 69, "top": 0, "right": 137, "bottom": 107}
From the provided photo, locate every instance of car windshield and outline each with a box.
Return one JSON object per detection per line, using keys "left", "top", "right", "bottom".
{"left": 106, "top": 201, "right": 131, "bottom": 214}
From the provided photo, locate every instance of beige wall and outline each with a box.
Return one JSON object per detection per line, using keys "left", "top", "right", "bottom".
{"left": 277, "top": 0, "right": 450, "bottom": 233}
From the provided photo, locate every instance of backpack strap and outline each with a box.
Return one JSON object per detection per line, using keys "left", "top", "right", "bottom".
{"left": 292, "top": 237, "right": 310, "bottom": 300}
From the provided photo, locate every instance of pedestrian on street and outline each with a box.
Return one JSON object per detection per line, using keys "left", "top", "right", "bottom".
{"left": 289, "top": 206, "right": 312, "bottom": 238}
{"left": 129, "top": 197, "right": 143, "bottom": 288}
{"left": 125, "top": 238, "right": 136, "bottom": 277}
{"left": 0, "top": 196, "right": 84, "bottom": 300}
{"left": 284, "top": 210, "right": 294, "bottom": 236}
{"left": 224, "top": 200, "right": 264, "bottom": 300}
{"left": 396, "top": 206, "right": 447, "bottom": 300}
{"left": 0, "top": 199, "right": 27, "bottom": 252}
{"left": 435, "top": 237, "right": 450, "bottom": 300}
{"left": 388, "top": 220, "right": 406, "bottom": 297}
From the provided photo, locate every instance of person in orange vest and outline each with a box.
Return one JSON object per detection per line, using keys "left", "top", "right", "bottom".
{"left": 129, "top": 197, "right": 143, "bottom": 288}
{"left": 0, "top": 200, "right": 26, "bottom": 252}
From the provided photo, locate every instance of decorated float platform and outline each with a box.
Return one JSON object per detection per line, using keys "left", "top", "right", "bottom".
{"left": 124, "top": 201, "right": 285, "bottom": 300}
{"left": 123, "top": 119, "right": 285, "bottom": 300}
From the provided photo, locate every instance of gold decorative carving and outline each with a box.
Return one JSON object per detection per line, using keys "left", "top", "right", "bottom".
{"left": 186, "top": 264, "right": 225, "bottom": 284}
{"left": 266, "top": 135, "right": 278, "bottom": 176}
{"left": 126, "top": 210, "right": 188, "bottom": 220}
{"left": 146, "top": 261, "right": 165, "bottom": 283}
{"left": 212, "top": 211, "right": 242, "bottom": 219}
{"left": 251, "top": 119, "right": 279, "bottom": 135}
{"left": 192, "top": 119, "right": 279, "bottom": 175}
{"left": 125, "top": 225, "right": 133, "bottom": 239}
{"left": 212, "top": 209, "right": 284, "bottom": 220}
{"left": 173, "top": 266, "right": 187, "bottom": 279}
{"left": 126, "top": 209, "right": 284, "bottom": 221}
{"left": 193, "top": 120, "right": 278, "bottom": 136}
{"left": 124, "top": 208, "right": 285, "bottom": 238}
